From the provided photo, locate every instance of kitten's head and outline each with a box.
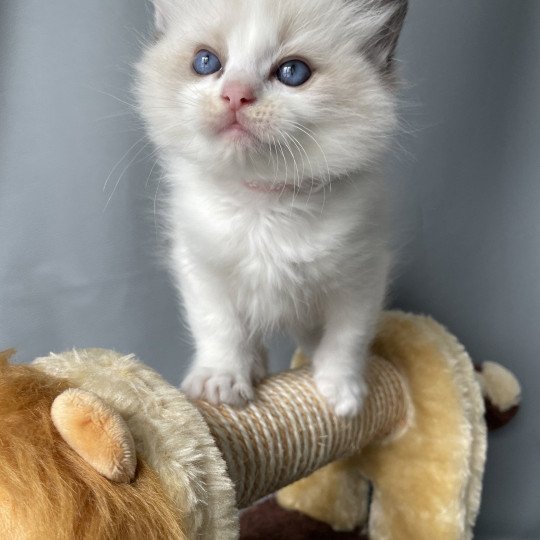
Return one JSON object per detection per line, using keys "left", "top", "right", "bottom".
{"left": 136, "top": 0, "right": 407, "bottom": 189}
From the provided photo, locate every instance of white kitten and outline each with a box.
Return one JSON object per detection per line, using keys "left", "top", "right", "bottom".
{"left": 136, "top": 0, "right": 407, "bottom": 415}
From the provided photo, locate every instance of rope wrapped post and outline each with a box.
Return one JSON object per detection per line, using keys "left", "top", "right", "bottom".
{"left": 195, "top": 356, "right": 409, "bottom": 508}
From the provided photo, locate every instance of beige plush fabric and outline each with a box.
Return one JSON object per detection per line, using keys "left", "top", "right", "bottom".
{"left": 33, "top": 349, "right": 238, "bottom": 540}
{"left": 278, "top": 311, "right": 487, "bottom": 540}
{"left": 364, "top": 312, "right": 486, "bottom": 540}
{"left": 277, "top": 455, "right": 370, "bottom": 532}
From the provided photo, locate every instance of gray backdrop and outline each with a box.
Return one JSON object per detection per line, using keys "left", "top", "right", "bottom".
{"left": 1, "top": 1, "right": 538, "bottom": 538}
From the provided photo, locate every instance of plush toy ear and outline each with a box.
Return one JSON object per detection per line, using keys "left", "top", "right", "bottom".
{"left": 51, "top": 389, "right": 137, "bottom": 483}
{"left": 0, "top": 349, "right": 16, "bottom": 367}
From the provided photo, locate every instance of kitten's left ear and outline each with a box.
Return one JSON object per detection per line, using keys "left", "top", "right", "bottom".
{"left": 359, "top": 0, "right": 409, "bottom": 74}
{"left": 152, "top": 0, "right": 176, "bottom": 34}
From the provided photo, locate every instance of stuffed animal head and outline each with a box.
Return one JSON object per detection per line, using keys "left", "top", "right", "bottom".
{"left": 0, "top": 350, "right": 186, "bottom": 539}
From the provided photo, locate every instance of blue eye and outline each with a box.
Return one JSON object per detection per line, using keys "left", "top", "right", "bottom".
{"left": 276, "top": 59, "right": 312, "bottom": 87}
{"left": 193, "top": 49, "right": 222, "bottom": 75}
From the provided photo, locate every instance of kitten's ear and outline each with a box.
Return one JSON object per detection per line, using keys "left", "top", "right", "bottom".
{"left": 152, "top": 0, "right": 176, "bottom": 34}
{"left": 359, "top": 0, "right": 408, "bottom": 74}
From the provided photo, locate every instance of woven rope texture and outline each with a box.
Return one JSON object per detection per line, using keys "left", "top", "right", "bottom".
{"left": 196, "top": 357, "right": 408, "bottom": 508}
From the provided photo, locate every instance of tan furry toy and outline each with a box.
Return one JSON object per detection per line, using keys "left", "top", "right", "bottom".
{"left": 0, "top": 311, "right": 520, "bottom": 540}
{"left": 275, "top": 315, "right": 521, "bottom": 539}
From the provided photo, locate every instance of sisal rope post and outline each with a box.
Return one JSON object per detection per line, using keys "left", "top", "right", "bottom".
{"left": 196, "top": 356, "right": 410, "bottom": 508}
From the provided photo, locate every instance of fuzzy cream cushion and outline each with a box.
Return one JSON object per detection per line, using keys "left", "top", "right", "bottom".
{"left": 34, "top": 349, "right": 238, "bottom": 540}
{"left": 278, "top": 311, "right": 487, "bottom": 540}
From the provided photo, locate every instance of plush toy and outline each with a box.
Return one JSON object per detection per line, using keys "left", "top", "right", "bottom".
{"left": 240, "top": 358, "right": 520, "bottom": 540}
{"left": 0, "top": 311, "right": 520, "bottom": 540}
{"left": 238, "top": 352, "right": 520, "bottom": 539}
{"left": 268, "top": 324, "right": 521, "bottom": 539}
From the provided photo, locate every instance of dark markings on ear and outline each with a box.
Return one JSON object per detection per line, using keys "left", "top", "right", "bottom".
{"left": 366, "top": 0, "right": 409, "bottom": 74}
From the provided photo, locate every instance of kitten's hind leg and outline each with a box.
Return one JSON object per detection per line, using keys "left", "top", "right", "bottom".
{"left": 291, "top": 324, "right": 323, "bottom": 360}
{"left": 251, "top": 339, "right": 269, "bottom": 384}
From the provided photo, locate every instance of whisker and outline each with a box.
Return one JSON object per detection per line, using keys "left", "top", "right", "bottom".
{"left": 92, "top": 87, "right": 138, "bottom": 110}
{"left": 286, "top": 131, "right": 316, "bottom": 202}
{"left": 154, "top": 172, "right": 164, "bottom": 241}
{"left": 145, "top": 151, "right": 162, "bottom": 189}
{"left": 285, "top": 121, "right": 332, "bottom": 185}
{"left": 277, "top": 129, "right": 299, "bottom": 200}
{"left": 270, "top": 135, "right": 279, "bottom": 185}
{"left": 103, "top": 139, "right": 153, "bottom": 212}
{"left": 103, "top": 135, "right": 148, "bottom": 192}
{"left": 274, "top": 137, "right": 288, "bottom": 194}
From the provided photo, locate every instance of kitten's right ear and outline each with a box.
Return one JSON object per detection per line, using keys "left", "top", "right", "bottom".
{"left": 152, "top": 0, "right": 175, "bottom": 34}
{"left": 356, "top": 0, "right": 408, "bottom": 74}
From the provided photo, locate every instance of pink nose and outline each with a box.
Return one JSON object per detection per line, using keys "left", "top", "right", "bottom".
{"left": 221, "top": 82, "right": 256, "bottom": 111}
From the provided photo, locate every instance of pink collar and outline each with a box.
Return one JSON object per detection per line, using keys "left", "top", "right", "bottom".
{"left": 243, "top": 181, "right": 297, "bottom": 194}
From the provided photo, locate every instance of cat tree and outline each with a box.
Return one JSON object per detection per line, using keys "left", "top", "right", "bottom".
{"left": 0, "top": 311, "right": 520, "bottom": 539}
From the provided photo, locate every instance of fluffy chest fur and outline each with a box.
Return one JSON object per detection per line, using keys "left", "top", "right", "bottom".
{"left": 167, "top": 168, "right": 382, "bottom": 331}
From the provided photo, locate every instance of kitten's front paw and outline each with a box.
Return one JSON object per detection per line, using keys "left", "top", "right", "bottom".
{"left": 314, "top": 372, "right": 368, "bottom": 417}
{"left": 181, "top": 367, "right": 254, "bottom": 407}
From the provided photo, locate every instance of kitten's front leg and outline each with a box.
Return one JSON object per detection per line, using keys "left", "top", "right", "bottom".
{"left": 178, "top": 267, "right": 263, "bottom": 407}
{"left": 313, "top": 286, "right": 384, "bottom": 417}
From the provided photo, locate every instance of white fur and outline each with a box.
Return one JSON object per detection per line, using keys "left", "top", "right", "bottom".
{"left": 137, "top": 0, "right": 401, "bottom": 415}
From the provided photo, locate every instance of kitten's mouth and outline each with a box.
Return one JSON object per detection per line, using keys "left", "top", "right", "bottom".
{"left": 221, "top": 122, "right": 253, "bottom": 139}
{"left": 226, "top": 122, "right": 250, "bottom": 135}
{"left": 218, "top": 117, "right": 255, "bottom": 143}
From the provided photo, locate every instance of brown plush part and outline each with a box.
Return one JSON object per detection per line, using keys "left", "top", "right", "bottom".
{"left": 483, "top": 400, "right": 519, "bottom": 431}
{"left": 0, "top": 348, "right": 16, "bottom": 365}
{"left": 0, "top": 361, "right": 186, "bottom": 539}
{"left": 240, "top": 497, "right": 367, "bottom": 540}
{"left": 276, "top": 455, "right": 370, "bottom": 532}
{"left": 474, "top": 364, "right": 521, "bottom": 430}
